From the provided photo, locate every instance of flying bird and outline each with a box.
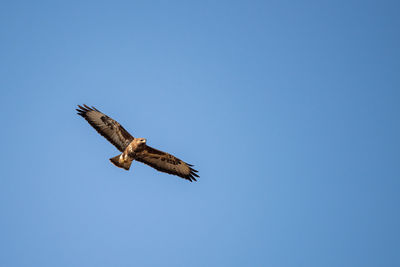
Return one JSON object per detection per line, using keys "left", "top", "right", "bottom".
{"left": 76, "top": 105, "right": 199, "bottom": 182}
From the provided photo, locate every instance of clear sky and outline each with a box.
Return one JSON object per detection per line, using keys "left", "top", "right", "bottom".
{"left": 1, "top": 1, "right": 399, "bottom": 266}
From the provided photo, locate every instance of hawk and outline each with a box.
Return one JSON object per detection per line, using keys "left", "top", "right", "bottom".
{"left": 76, "top": 105, "right": 199, "bottom": 182}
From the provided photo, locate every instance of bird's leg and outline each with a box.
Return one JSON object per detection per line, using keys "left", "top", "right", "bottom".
{"left": 120, "top": 152, "right": 129, "bottom": 163}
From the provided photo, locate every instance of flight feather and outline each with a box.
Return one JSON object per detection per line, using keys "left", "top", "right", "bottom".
{"left": 76, "top": 105, "right": 134, "bottom": 152}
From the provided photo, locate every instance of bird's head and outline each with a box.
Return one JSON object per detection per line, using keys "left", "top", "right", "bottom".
{"left": 137, "top": 138, "right": 147, "bottom": 146}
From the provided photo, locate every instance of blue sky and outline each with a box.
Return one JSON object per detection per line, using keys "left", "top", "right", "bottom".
{"left": 1, "top": 1, "right": 399, "bottom": 266}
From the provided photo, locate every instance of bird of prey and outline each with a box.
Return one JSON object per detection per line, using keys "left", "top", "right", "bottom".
{"left": 76, "top": 105, "right": 199, "bottom": 182}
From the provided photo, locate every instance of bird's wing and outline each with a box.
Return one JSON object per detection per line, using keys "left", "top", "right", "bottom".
{"left": 76, "top": 105, "right": 134, "bottom": 152}
{"left": 135, "top": 145, "right": 199, "bottom": 182}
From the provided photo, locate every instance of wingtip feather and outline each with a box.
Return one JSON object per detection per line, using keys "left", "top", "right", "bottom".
{"left": 77, "top": 104, "right": 101, "bottom": 114}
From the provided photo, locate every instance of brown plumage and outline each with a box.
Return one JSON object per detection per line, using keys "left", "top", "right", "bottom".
{"left": 76, "top": 105, "right": 199, "bottom": 182}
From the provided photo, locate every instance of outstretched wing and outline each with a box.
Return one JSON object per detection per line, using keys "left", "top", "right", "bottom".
{"left": 76, "top": 105, "right": 134, "bottom": 152}
{"left": 135, "top": 145, "right": 199, "bottom": 182}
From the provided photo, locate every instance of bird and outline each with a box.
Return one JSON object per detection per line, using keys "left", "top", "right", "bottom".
{"left": 76, "top": 105, "right": 199, "bottom": 182}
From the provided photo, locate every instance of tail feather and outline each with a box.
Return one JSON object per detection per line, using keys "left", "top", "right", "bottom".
{"left": 110, "top": 154, "right": 133, "bottom": 170}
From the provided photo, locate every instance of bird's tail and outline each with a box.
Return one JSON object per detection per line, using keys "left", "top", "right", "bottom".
{"left": 110, "top": 154, "right": 133, "bottom": 171}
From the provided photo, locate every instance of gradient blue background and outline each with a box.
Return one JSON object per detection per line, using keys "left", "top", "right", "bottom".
{"left": 1, "top": 1, "right": 399, "bottom": 266}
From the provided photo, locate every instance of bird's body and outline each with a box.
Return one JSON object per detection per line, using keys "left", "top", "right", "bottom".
{"left": 109, "top": 138, "right": 147, "bottom": 170}
{"left": 76, "top": 105, "right": 199, "bottom": 182}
